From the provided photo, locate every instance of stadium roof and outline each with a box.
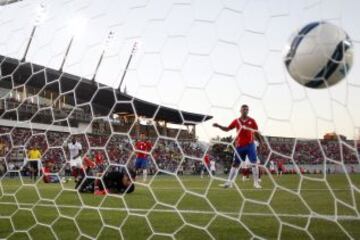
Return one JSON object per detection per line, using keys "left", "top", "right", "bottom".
{"left": 0, "top": 0, "right": 22, "bottom": 6}
{"left": 0, "top": 55, "right": 212, "bottom": 125}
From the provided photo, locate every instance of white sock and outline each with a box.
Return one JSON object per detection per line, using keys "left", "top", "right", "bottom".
{"left": 252, "top": 164, "right": 259, "bottom": 184}
{"left": 227, "top": 167, "right": 238, "bottom": 184}
{"left": 143, "top": 169, "right": 147, "bottom": 181}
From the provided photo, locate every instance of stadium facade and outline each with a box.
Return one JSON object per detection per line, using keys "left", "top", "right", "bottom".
{"left": 0, "top": 55, "right": 212, "bottom": 137}
{"left": 0, "top": 54, "right": 212, "bottom": 174}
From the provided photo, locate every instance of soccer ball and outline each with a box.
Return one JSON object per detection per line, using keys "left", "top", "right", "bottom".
{"left": 284, "top": 21, "right": 353, "bottom": 89}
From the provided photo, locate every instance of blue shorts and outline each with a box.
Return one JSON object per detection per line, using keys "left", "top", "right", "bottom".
{"left": 135, "top": 157, "right": 148, "bottom": 169}
{"left": 49, "top": 175, "right": 60, "bottom": 183}
{"left": 233, "top": 143, "right": 257, "bottom": 164}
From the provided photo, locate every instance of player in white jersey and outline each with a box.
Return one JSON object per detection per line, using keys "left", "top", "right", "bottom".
{"left": 67, "top": 138, "right": 83, "bottom": 183}
{"left": 269, "top": 160, "right": 276, "bottom": 174}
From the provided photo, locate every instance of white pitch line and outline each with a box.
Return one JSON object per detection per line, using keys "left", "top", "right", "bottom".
{"left": 0, "top": 202, "right": 359, "bottom": 221}
{"left": 149, "top": 187, "right": 352, "bottom": 191}
{"left": 0, "top": 184, "right": 353, "bottom": 191}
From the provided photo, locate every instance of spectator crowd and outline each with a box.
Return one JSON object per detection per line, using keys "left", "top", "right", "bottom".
{"left": 0, "top": 126, "right": 359, "bottom": 178}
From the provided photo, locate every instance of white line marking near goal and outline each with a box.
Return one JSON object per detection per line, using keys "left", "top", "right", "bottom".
{"left": 0, "top": 202, "right": 359, "bottom": 221}
{"left": 150, "top": 187, "right": 352, "bottom": 191}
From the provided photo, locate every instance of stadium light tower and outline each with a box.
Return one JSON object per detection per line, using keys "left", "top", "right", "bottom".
{"left": 91, "top": 31, "right": 115, "bottom": 83}
{"left": 21, "top": 3, "right": 46, "bottom": 62}
{"left": 59, "top": 16, "right": 87, "bottom": 72}
{"left": 118, "top": 42, "right": 138, "bottom": 93}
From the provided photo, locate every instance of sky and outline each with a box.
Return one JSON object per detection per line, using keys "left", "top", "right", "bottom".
{"left": 0, "top": 0, "right": 359, "bottom": 141}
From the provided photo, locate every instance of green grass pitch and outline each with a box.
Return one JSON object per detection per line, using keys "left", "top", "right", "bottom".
{"left": 1, "top": 174, "right": 360, "bottom": 240}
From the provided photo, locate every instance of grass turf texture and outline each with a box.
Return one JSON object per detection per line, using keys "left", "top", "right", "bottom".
{"left": 0, "top": 174, "right": 360, "bottom": 240}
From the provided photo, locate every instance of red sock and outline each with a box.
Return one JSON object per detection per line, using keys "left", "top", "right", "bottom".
{"left": 245, "top": 168, "right": 250, "bottom": 177}
{"left": 241, "top": 168, "right": 248, "bottom": 177}
{"left": 72, "top": 168, "right": 78, "bottom": 178}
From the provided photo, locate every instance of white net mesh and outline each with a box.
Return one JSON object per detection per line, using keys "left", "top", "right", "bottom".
{"left": 0, "top": 0, "right": 359, "bottom": 239}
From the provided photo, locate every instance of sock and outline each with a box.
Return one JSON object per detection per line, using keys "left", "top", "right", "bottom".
{"left": 252, "top": 164, "right": 259, "bottom": 184}
{"left": 245, "top": 168, "right": 250, "bottom": 177}
{"left": 227, "top": 167, "right": 238, "bottom": 184}
{"left": 240, "top": 168, "right": 245, "bottom": 177}
{"left": 258, "top": 166, "right": 262, "bottom": 179}
{"left": 72, "top": 168, "right": 78, "bottom": 178}
{"left": 143, "top": 169, "right": 147, "bottom": 181}
{"left": 94, "top": 179, "right": 99, "bottom": 191}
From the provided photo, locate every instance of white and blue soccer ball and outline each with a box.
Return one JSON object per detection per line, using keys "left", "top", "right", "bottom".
{"left": 284, "top": 21, "right": 353, "bottom": 89}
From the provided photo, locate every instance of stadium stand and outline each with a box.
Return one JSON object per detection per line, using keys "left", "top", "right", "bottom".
{"left": 0, "top": 55, "right": 358, "bottom": 177}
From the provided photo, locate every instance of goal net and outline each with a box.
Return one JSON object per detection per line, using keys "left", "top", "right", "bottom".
{"left": 0, "top": 0, "right": 359, "bottom": 239}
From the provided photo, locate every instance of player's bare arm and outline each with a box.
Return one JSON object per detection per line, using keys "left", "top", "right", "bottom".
{"left": 254, "top": 131, "right": 265, "bottom": 147}
{"left": 213, "top": 123, "right": 231, "bottom": 132}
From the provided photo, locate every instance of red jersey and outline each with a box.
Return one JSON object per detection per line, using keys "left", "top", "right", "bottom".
{"left": 204, "top": 154, "right": 210, "bottom": 166}
{"left": 42, "top": 167, "right": 50, "bottom": 183}
{"left": 277, "top": 159, "right": 284, "bottom": 169}
{"left": 83, "top": 156, "right": 96, "bottom": 168}
{"left": 43, "top": 166, "right": 50, "bottom": 174}
{"left": 135, "top": 141, "right": 152, "bottom": 158}
{"left": 95, "top": 152, "right": 104, "bottom": 165}
{"left": 228, "top": 117, "right": 258, "bottom": 147}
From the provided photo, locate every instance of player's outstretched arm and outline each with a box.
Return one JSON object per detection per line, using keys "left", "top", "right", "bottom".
{"left": 213, "top": 123, "right": 231, "bottom": 132}
{"left": 254, "top": 131, "right": 265, "bottom": 146}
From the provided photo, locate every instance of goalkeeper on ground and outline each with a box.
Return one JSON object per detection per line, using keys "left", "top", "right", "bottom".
{"left": 77, "top": 167, "right": 135, "bottom": 194}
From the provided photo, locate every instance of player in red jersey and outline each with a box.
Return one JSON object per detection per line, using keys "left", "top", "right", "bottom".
{"left": 94, "top": 151, "right": 104, "bottom": 165}
{"left": 134, "top": 132, "right": 152, "bottom": 182}
{"left": 83, "top": 155, "right": 96, "bottom": 170}
{"left": 201, "top": 154, "right": 211, "bottom": 178}
{"left": 42, "top": 162, "right": 60, "bottom": 183}
{"left": 276, "top": 158, "right": 285, "bottom": 176}
{"left": 94, "top": 151, "right": 105, "bottom": 173}
{"left": 213, "top": 104, "right": 264, "bottom": 189}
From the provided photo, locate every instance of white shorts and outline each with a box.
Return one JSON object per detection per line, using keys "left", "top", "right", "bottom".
{"left": 70, "top": 157, "right": 82, "bottom": 168}
{"left": 210, "top": 167, "right": 216, "bottom": 171}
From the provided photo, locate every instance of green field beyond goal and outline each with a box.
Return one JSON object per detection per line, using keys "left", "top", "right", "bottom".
{"left": 1, "top": 174, "right": 360, "bottom": 240}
